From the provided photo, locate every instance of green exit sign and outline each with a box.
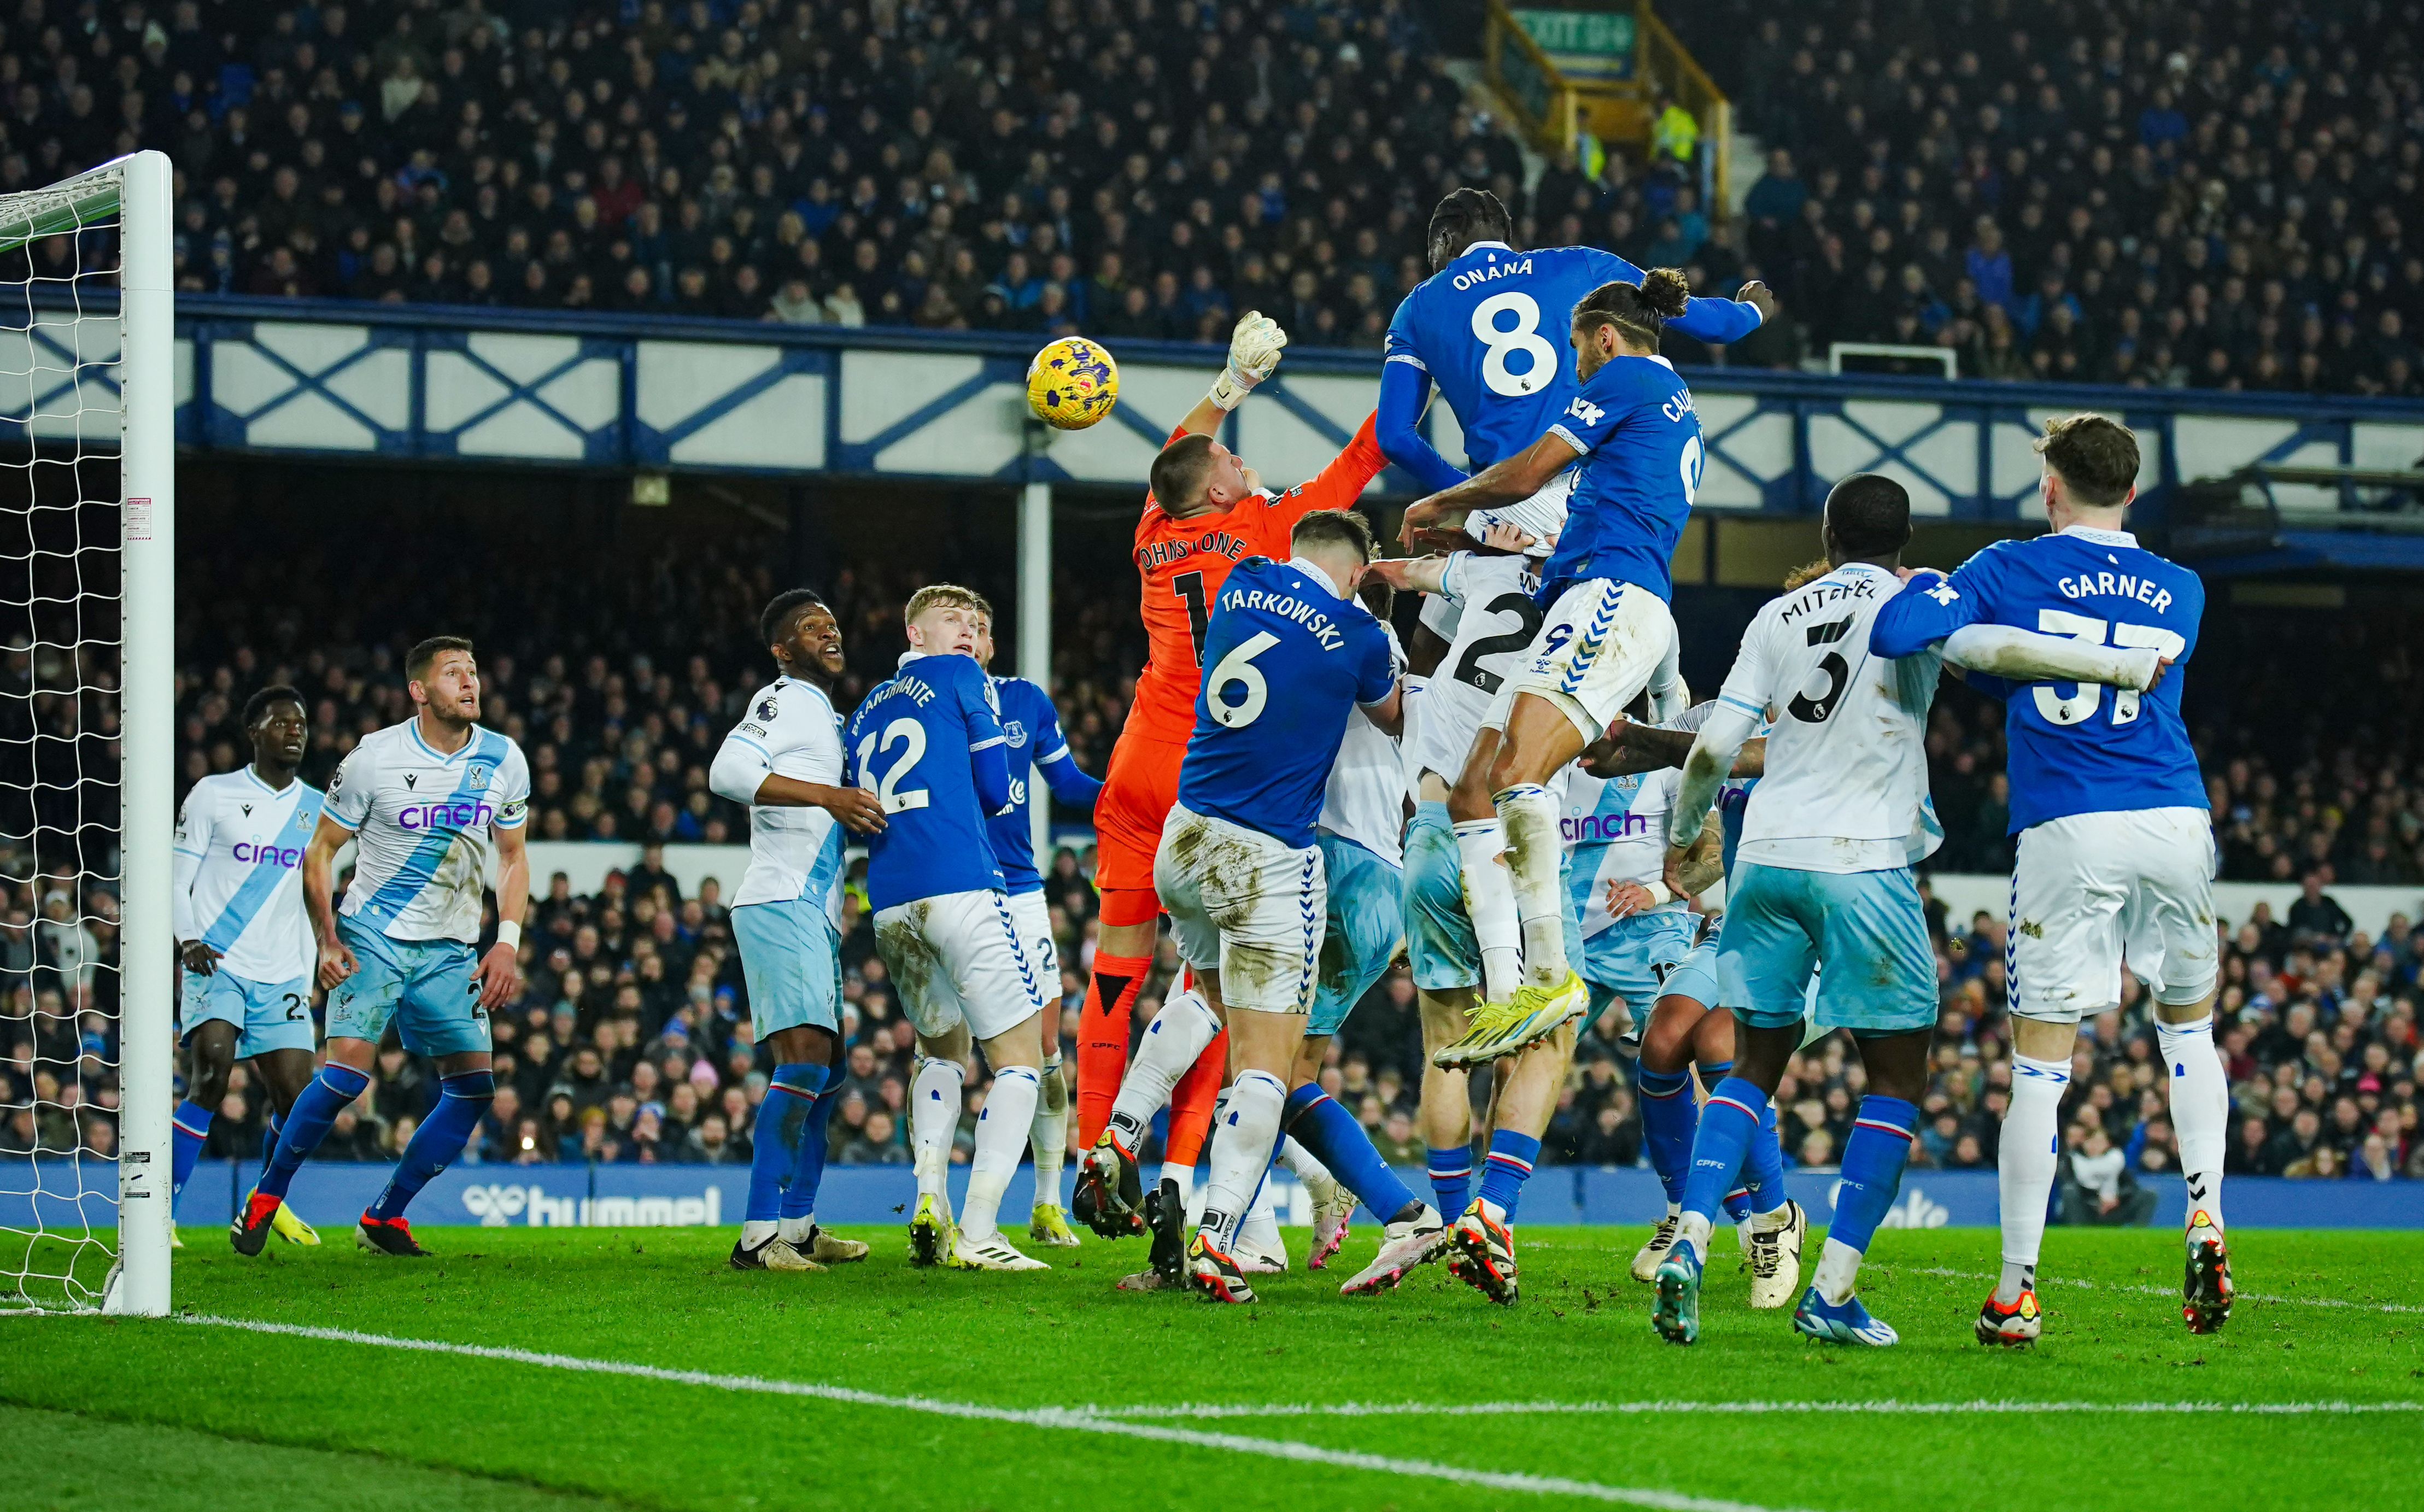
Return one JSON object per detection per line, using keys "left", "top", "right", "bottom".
{"left": 1512, "top": 7, "right": 1635, "bottom": 58}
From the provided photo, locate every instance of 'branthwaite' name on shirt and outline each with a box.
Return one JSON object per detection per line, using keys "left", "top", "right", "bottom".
{"left": 1218, "top": 586, "right": 1348, "bottom": 649}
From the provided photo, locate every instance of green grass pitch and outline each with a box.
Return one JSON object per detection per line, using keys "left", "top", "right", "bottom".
{"left": 3, "top": 1222, "right": 2419, "bottom": 1511}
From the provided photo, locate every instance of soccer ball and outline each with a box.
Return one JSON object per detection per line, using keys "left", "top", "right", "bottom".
{"left": 1026, "top": 337, "right": 1119, "bottom": 430}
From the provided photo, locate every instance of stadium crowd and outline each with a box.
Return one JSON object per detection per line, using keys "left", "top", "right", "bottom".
{"left": 2, "top": 0, "right": 2416, "bottom": 394}
{"left": 1672, "top": 0, "right": 2424, "bottom": 393}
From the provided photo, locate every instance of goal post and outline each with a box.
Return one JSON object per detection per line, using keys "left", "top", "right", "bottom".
{"left": 0, "top": 150, "right": 173, "bottom": 1314}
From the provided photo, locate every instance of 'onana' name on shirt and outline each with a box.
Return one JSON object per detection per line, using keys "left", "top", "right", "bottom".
{"left": 1449, "top": 255, "right": 1534, "bottom": 290}
{"left": 1220, "top": 585, "right": 1348, "bottom": 649}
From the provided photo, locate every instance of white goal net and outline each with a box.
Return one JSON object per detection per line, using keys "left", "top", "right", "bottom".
{"left": 0, "top": 153, "right": 172, "bottom": 1315}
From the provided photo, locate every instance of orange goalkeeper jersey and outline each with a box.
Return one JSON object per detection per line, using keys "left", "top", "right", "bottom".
{"left": 1123, "top": 412, "right": 1389, "bottom": 740}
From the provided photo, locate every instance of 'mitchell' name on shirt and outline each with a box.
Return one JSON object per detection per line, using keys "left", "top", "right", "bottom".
{"left": 1219, "top": 586, "right": 1348, "bottom": 649}
{"left": 1780, "top": 573, "right": 1880, "bottom": 622}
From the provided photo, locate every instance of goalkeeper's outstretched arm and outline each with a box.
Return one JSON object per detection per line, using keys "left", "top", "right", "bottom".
{"left": 1173, "top": 310, "right": 1289, "bottom": 438}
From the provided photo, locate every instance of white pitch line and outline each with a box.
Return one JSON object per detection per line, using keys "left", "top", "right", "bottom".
{"left": 1089, "top": 1398, "right": 2424, "bottom": 1420}
{"left": 156, "top": 1312, "right": 1803, "bottom": 1512}
{"left": 1898, "top": 1265, "right": 2424, "bottom": 1316}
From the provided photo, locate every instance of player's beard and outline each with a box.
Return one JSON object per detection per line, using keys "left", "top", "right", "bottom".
{"left": 1779, "top": 558, "right": 1832, "bottom": 590}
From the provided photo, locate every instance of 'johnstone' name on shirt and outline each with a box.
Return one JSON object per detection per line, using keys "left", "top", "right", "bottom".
{"left": 1220, "top": 587, "right": 1348, "bottom": 649}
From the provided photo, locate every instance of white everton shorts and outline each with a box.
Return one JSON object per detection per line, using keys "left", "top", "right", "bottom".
{"left": 1006, "top": 888, "right": 1061, "bottom": 991}
{"left": 2009, "top": 807, "right": 2218, "bottom": 1022}
{"left": 1154, "top": 801, "right": 1326, "bottom": 1015}
{"left": 875, "top": 888, "right": 1049, "bottom": 1043}
{"left": 1490, "top": 577, "right": 1677, "bottom": 742}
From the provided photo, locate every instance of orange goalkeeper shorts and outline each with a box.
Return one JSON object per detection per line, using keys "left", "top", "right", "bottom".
{"left": 1092, "top": 728, "right": 1187, "bottom": 917}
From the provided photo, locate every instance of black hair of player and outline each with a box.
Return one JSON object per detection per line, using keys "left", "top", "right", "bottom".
{"left": 1822, "top": 473, "right": 1912, "bottom": 559}
{"left": 2035, "top": 413, "right": 2139, "bottom": 508}
{"left": 406, "top": 635, "right": 475, "bottom": 683}
{"left": 1572, "top": 270, "right": 1691, "bottom": 350}
{"left": 1291, "top": 507, "right": 1375, "bottom": 564}
{"left": 1427, "top": 187, "right": 1514, "bottom": 270}
{"left": 1149, "top": 432, "right": 1217, "bottom": 512}
{"left": 758, "top": 588, "right": 829, "bottom": 650}
{"left": 242, "top": 684, "right": 306, "bottom": 730}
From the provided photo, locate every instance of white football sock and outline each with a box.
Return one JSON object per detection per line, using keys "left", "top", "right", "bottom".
{"left": 741, "top": 1219, "right": 780, "bottom": 1247}
{"left": 1747, "top": 1202, "right": 1796, "bottom": 1233}
{"left": 1673, "top": 1209, "right": 1713, "bottom": 1255}
{"left": 1239, "top": 1168, "right": 1282, "bottom": 1255}
{"left": 1453, "top": 817, "right": 1523, "bottom": 1001}
{"left": 778, "top": 1214, "right": 813, "bottom": 1245}
{"left": 1197, "top": 1071, "right": 1284, "bottom": 1250}
{"left": 1031, "top": 1054, "right": 1068, "bottom": 1201}
{"left": 961, "top": 1065, "right": 1040, "bottom": 1241}
{"left": 911, "top": 1057, "right": 965, "bottom": 1202}
{"left": 1277, "top": 1135, "right": 1339, "bottom": 1211}
{"left": 1996, "top": 1051, "right": 2069, "bottom": 1300}
{"left": 2156, "top": 1013, "right": 2228, "bottom": 1230}
{"left": 1814, "top": 1236, "right": 1864, "bottom": 1304}
{"left": 1108, "top": 989, "right": 1220, "bottom": 1151}
{"left": 1495, "top": 783, "right": 1568, "bottom": 987}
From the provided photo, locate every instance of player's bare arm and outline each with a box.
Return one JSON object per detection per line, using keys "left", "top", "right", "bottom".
{"left": 1173, "top": 309, "right": 1289, "bottom": 438}
{"left": 750, "top": 772, "right": 886, "bottom": 834}
{"left": 1583, "top": 720, "right": 1767, "bottom": 779}
{"left": 301, "top": 810, "right": 358, "bottom": 991}
{"left": 478, "top": 819, "right": 530, "bottom": 1012}
{"left": 1398, "top": 431, "right": 1581, "bottom": 548}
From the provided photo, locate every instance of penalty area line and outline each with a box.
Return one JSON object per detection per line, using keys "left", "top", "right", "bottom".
{"left": 1088, "top": 1398, "right": 2424, "bottom": 1420}
{"left": 1898, "top": 1265, "right": 2424, "bottom": 1316}
{"left": 160, "top": 1312, "right": 1804, "bottom": 1512}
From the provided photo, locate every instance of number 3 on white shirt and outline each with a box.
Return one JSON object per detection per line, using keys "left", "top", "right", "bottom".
{"left": 2031, "top": 609, "right": 2185, "bottom": 725}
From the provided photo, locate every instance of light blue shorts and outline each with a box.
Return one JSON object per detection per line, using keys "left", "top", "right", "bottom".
{"left": 1401, "top": 801, "right": 1582, "bottom": 994}
{"left": 1715, "top": 863, "right": 1935, "bottom": 1035}
{"left": 1308, "top": 834, "right": 1404, "bottom": 1038}
{"left": 1662, "top": 939, "right": 1722, "bottom": 1011}
{"left": 325, "top": 916, "right": 490, "bottom": 1057}
{"left": 1578, "top": 911, "right": 1697, "bottom": 1023}
{"left": 179, "top": 968, "right": 315, "bottom": 1059}
{"left": 731, "top": 896, "right": 842, "bottom": 1038}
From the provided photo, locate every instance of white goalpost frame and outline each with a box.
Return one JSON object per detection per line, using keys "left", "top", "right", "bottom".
{"left": 110, "top": 148, "right": 174, "bottom": 1316}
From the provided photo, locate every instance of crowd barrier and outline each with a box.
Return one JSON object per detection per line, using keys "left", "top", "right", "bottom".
{"left": 14, "top": 1160, "right": 2424, "bottom": 1234}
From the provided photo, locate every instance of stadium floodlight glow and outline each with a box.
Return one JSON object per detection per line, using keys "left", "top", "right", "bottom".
{"left": 0, "top": 151, "right": 173, "bottom": 1315}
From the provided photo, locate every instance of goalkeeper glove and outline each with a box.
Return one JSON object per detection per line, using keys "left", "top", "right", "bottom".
{"left": 1208, "top": 310, "right": 1287, "bottom": 411}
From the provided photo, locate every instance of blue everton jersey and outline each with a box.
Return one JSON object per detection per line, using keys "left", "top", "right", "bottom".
{"left": 1540, "top": 354, "right": 1702, "bottom": 601}
{"left": 987, "top": 674, "right": 1069, "bottom": 895}
{"left": 844, "top": 653, "right": 1009, "bottom": 910}
{"left": 1175, "top": 557, "right": 1398, "bottom": 849}
{"left": 1870, "top": 525, "right": 2206, "bottom": 833}
{"left": 1385, "top": 243, "right": 1758, "bottom": 470}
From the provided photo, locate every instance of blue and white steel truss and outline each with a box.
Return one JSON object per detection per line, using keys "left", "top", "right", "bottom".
{"left": 11, "top": 293, "right": 2423, "bottom": 524}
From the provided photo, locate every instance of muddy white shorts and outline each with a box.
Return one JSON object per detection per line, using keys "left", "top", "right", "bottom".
{"left": 1154, "top": 801, "right": 1326, "bottom": 1015}
{"left": 2009, "top": 807, "right": 2218, "bottom": 1022}
{"left": 1489, "top": 577, "right": 1677, "bottom": 742}
{"left": 875, "top": 888, "right": 1049, "bottom": 1043}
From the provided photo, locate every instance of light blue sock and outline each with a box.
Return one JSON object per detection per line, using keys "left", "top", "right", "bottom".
{"left": 1679, "top": 1076, "right": 1765, "bottom": 1225}
{"left": 171, "top": 1099, "right": 211, "bottom": 1205}
{"left": 256, "top": 1063, "right": 369, "bottom": 1200}
{"left": 1476, "top": 1128, "right": 1541, "bottom": 1221}
{"left": 1829, "top": 1095, "right": 1919, "bottom": 1258}
{"left": 1426, "top": 1144, "right": 1472, "bottom": 1218}
{"left": 778, "top": 1069, "right": 838, "bottom": 1223}
{"left": 1636, "top": 1064, "right": 1695, "bottom": 1204}
{"left": 750, "top": 1063, "right": 827, "bottom": 1224}
{"left": 366, "top": 1071, "right": 493, "bottom": 1222}
{"left": 1282, "top": 1083, "right": 1419, "bottom": 1223}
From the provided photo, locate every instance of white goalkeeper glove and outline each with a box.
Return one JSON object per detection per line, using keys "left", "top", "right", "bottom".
{"left": 1208, "top": 310, "right": 1287, "bottom": 411}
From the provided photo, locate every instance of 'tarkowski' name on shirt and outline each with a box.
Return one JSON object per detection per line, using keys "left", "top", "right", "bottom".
{"left": 1220, "top": 586, "right": 1348, "bottom": 650}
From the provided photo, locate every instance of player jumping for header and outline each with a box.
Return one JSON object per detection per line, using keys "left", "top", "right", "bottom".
{"left": 237, "top": 637, "right": 530, "bottom": 1258}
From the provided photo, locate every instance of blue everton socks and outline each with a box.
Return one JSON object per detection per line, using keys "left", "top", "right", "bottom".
{"left": 1813, "top": 1094, "right": 1919, "bottom": 1300}
{"left": 171, "top": 1099, "right": 211, "bottom": 1203}
{"left": 256, "top": 1112, "right": 283, "bottom": 1188}
{"left": 1282, "top": 1083, "right": 1420, "bottom": 1223}
{"left": 366, "top": 1071, "right": 494, "bottom": 1222}
{"left": 1635, "top": 1064, "right": 1695, "bottom": 1204}
{"left": 1426, "top": 1144, "right": 1472, "bottom": 1218}
{"left": 1476, "top": 1128, "right": 1541, "bottom": 1222}
{"left": 780, "top": 1070, "right": 840, "bottom": 1228}
{"left": 747, "top": 1062, "right": 828, "bottom": 1230}
{"left": 256, "top": 1062, "right": 370, "bottom": 1200}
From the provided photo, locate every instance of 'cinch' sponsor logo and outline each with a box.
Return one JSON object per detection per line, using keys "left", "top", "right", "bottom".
{"left": 231, "top": 842, "right": 303, "bottom": 866}
{"left": 399, "top": 800, "right": 495, "bottom": 830}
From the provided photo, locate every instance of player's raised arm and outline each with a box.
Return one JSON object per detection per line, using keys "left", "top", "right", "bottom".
{"left": 1029, "top": 701, "right": 1104, "bottom": 810}
{"left": 1170, "top": 310, "right": 1289, "bottom": 439}
{"left": 1397, "top": 428, "right": 1581, "bottom": 548}
{"left": 1586, "top": 248, "right": 1772, "bottom": 344}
